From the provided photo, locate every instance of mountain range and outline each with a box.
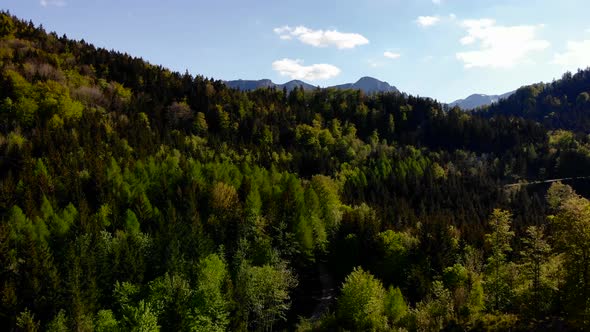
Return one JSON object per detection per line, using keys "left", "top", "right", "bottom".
{"left": 225, "top": 76, "right": 515, "bottom": 109}
{"left": 224, "top": 76, "right": 399, "bottom": 94}
{"left": 448, "top": 91, "right": 516, "bottom": 110}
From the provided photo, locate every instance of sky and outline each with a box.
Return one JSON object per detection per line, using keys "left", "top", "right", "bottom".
{"left": 3, "top": 0, "right": 590, "bottom": 102}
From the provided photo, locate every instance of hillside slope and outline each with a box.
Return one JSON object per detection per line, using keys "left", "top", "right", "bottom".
{"left": 2, "top": 12, "right": 590, "bottom": 331}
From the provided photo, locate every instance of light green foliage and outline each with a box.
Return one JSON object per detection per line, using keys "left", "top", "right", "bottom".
{"left": 108, "top": 81, "right": 132, "bottom": 103}
{"left": 4, "top": 69, "right": 39, "bottom": 125}
{"left": 546, "top": 180, "right": 576, "bottom": 209}
{"left": 214, "top": 104, "right": 231, "bottom": 132}
{"left": 304, "top": 186, "right": 328, "bottom": 252}
{"left": 385, "top": 286, "right": 407, "bottom": 324}
{"left": 310, "top": 175, "right": 342, "bottom": 232}
{"left": 238, "top": 261, "right": 298, "bottom": 331}
{"left": 145, "top": 273, "right": 191, "bottom": 331}
{"left": 548, "top": 130, "right": 577, "bottom": 151}
{"left": 16, "top": 308, "right": 40, "bottom": 332}
{"left": 46, "top": 310, "right": 68, "bottom": 332}
{"left": 8, "top": 205, "right": 49, "bottom": 245}
{"left": 125, "top": 209, "right": 140, "bottom": 235}
{"left": 39, "top": 196, "right": 77, "bottom": 237}
{"left": 443, "top": 263, "right": 469, "bottom": 290}
{"left": 8, "top": 205, "right": 32, "bottom": 243}
{"left": 245, "top": 183, "right": 262, "bottom": 217}
{"left": 6, "top": 129, "right": 26, "bottom": 152}
{"left": 431, "top": 162, "right": 446, "bottom": 180}
{"left": 379, "top": 230, "right": 418, "bottom": 257}
{"left": 14, "top": 96, "right": 39, "bottom": 126}
{"left": 97, "top": 204, "right": 112, "bottom": 227}
{"left": 484, "top": 209, "right": 515, "bottom": 312}
{"left": 468, "top": 276, "right": 485, "bottom": 315}
{"left": 138, "top": 112, "right": 151, "bottom": 129}
{"left": 377, "top": 229, "right": 418, "bottom": 284}
{"left": 48, "top": 114, "right": 64, "bottom": 129}
{"left": 114, "top": 282, "right": 159, "bottom": 331}
{"left": 36, "top": 80, "right": 83, "bottom": 121}
{"left": 337, "top": 267, "right": 388, "bottom": 331}
{"left": 193, "top": 112, "right": 208, "bottom": 136}
{"left": 547, "top": 182, "right": 590, "bottom": 326}
{"left": 114, "top": 281, "right": 141, "bottom": 306}
{"left": 295, "top": 123, "right": 335, "bottom": 152}
{"left": 184, "top": 254, "right": 229, "bottom": 332}
{"left": 122, "top": 300, "right": 160, "bottom": 332}
{"left": 517, "top": 225, "right": 552, "bottom": 316}
{"left": 94, "top": 310, "right": 119, "bottom": 332}
{"left": 5, "top": 69, "right": 34, "bottom": 97}
{"left": 387, "top": 113, "right": 395, "bottom": 134}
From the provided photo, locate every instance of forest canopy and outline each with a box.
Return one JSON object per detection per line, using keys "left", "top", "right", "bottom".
{"left": 2, "top": 11, "right": 590, "bottom": 331}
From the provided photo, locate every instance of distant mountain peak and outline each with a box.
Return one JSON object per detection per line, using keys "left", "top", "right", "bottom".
{"left": 351, "top": 77, "right": 398, "bottom": 94}
{"left": 449, "top": 91, "right": 515, "bottom": 110}
{"left": 224, "top": 76, "right": 399, "bottom": 94}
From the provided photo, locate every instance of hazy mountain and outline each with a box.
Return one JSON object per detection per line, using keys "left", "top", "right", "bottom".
{"left": 333, "top": 76, "right": 399, "bottom": 94}
{"left": 224, "top": 76, "right": 398, "bottom": 94}
{"left": 449, "top": 91, "right": 515, "bottom": 110}
{"left": 280, "top": 80, "right": 318, "bottom": 91}
{"left": 224, "top": 79, "right": 316, "bottom": 92}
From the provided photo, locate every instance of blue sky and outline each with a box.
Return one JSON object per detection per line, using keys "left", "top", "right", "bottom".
{"left": 4, "top": 0, "right": 590, "bottom": 102}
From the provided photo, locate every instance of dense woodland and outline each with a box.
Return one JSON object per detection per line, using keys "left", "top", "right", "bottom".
{"left": 3, "top": 11, "right": 590, "bottom": 331}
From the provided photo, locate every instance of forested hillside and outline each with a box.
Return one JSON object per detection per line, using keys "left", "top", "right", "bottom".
{"left": 481, "top": 70, "right": 590, "bottom": 131}
{"left": 2, "top": 11, "right": 590, "bottom": 331}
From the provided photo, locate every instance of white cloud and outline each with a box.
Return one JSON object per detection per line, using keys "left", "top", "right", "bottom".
{"left": 432, "top": 0, "right": 442, "bottom": 4}
{"left": 273, "top": 26, "right": 369, "bottom": 49}
{"left": 456, "top": 19, "right": 550, "bottom": 68}
{"left": 416, "top": 16, "right": 440, "bottom": 28}
{"left": 552, "top": 40, "right": 590, "bottom": 70}
{"left": 416, "top": 16, "right": 440, "bottom": 27}
{"left": 40, "top": 0, "right": 66, "bottom": 7}
{"left": 383, "top": 51, "right": 401, "bottom": 59}
{"left": 272, "top": 58, "right": 341, "bottom": 81}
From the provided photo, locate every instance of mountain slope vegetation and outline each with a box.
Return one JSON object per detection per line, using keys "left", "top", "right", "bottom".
{"left": 2, "top": 12, "right": 590, "bottom": 331}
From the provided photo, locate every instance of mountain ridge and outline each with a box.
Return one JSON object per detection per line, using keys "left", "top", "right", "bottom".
{"left": 449, "top": 91, "right": 515, "bottom": 110}
{"left": 224, "top": 76, "right": 399, "bottom": 94}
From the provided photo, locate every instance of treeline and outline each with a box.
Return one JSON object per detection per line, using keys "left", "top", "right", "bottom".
{"left": 2, "top": 11, "right": 590, "bottom": 331}
{"left": 481, "top": 69, "right": 590, "bottom": 131}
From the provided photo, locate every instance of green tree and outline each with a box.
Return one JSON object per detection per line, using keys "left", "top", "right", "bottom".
{"left": 547, "top": 182, "right": 590, "bottom": 326}
{"left": 337, "top": 267, "right": 387, "bottom": 331}
{"left": 16, "top": 308, "right": 40, "bottom": 332}
{"left": 94, "top": 310, "right": 119, "bottom": 332}
{"left": 122, "top": 301, "right": 160, "bottom": 332}
{"left": 384, "top": 286, "right": 407, "bottom": 325}
{"left": 412, "top": 281, "right": 454, "bottom": 332}
{"left": 484, "top": 209, "right": 514, "bottom": 312}
{"left": 46, "top": 310, "right": 68, "bottom": 332}
{"left": 519, "top": 225, "right": 552, "bottom": 317}
{"left": 184, "top": 254, "right": 230, "bottom": 332}
{"left": 193, "top": 112, "right": 208, "bottom": 136}
{"left": 237, "top": 261, "right": 298, "bottom": 331}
